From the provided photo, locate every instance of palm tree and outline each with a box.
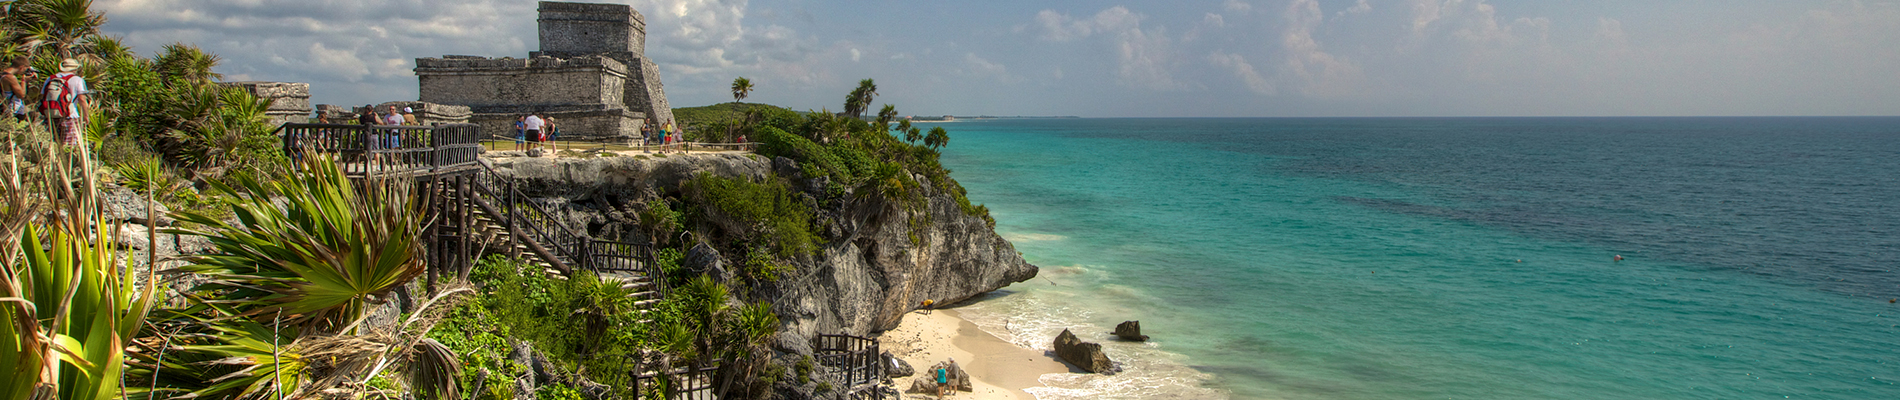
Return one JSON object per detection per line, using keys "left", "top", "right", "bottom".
{"left": 842, "top": 78, "right": 876, "bottom": 119}
{"left": 14, "top": 0, "right": 108, "bottom": 63}
{"left": 875, "top": 104, "right": 897, "bottom": 133}
{"left": 924, "top": 126, "right": 949, "bottom": 150}
{"left": 730, "top": 77, "right": 753, "bottom": 103}
{"left": 155, "top": 42, "right": 222, "bottom": 84}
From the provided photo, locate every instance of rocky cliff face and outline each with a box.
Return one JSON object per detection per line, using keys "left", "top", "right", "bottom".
{"left": 486, "top": 153, "right": 1037, "bottom": 354}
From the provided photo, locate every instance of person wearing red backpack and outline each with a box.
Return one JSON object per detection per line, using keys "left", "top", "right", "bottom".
{"left": 41, "top": 59, "right": 89, "bottom": 146}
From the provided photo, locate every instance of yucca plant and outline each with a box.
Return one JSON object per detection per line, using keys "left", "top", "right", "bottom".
{"left": 153, "top": 312, "right": 307, "bottom": 400}
{"left": 0, "top": 143, "right": 162, "bottom": 400}
{"left": 167, "top": 153, "right": 425, "bottom": 334}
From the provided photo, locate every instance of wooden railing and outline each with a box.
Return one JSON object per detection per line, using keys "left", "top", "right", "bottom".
{"left": 815, "top": 334, "right": 883, "bottom": 393}
{"left": 279, "top": 123, "right": 483, "bottom": 176}
{"left": 630, "top": 364, "right": 721, "bottom": 400}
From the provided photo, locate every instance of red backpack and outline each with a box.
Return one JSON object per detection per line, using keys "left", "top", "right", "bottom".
{"left": 42, "top": 72, "right": 77, "bottom": 118}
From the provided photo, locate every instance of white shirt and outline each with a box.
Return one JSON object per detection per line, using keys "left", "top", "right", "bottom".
{"left": 384, "top": 113, "right": 404, "bottom": 125}
{"left": 523, "top": 115, "right": 545, "bottom": 131}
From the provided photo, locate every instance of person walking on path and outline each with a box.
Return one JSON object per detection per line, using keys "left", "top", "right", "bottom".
{"left": 41, "top": 59, "right": 90, "bottom": 147}
{"left": 2, "top": 57, "right": 30, "bottom": 122}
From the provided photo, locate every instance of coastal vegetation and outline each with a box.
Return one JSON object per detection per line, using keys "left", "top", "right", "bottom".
{"left": 3, "top": 1, "right": 1003, "bottom": 398}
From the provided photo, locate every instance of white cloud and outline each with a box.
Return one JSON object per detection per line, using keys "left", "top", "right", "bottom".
{"left": 1281, "top": 0, "right": 1364, "bottom": 98}
{"left": 850, "top": 48, "right": 861, "bottom": 62}
{"left": 1340, "top": 0, "right": 1372, "bottom": 16}
{"left": 307, "top": 42, "right": 368, "bottom": 82}
{"left": 959, "top": 53, "right": 1022, "bottom": 83}
{"left": 1030, "top": 7, "right": 1188, "bottom": 91}
{"left": 1032, "top": 6, "right": 1141, "bottom": 42}
{"left": 1207, "top": 52, "right": 1274, "bottom": 94}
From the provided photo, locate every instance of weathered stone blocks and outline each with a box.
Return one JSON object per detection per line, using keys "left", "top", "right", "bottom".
{"left": 414, "top": 1, "right": 672, "bottom": 141}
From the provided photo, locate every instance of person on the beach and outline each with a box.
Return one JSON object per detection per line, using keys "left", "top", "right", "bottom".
{"left": 936, "top": 365, "right": 948, "bottom": 399}
{"left": 42, "top": 59, "right": 90, "bottom": 147}
{"left": 2, "top": 57, "right": 29, "bottom": 122}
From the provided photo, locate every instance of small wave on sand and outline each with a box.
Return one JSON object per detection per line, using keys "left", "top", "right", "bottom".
{"left": 1004, "top": 232, "right": 1069, "bottom": 242}
{"left": 957, "top": 286, "right": 1228, "bottom": 399}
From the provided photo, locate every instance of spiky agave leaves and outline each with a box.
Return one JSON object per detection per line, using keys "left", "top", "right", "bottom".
{"left": 167, "top": 154, "right": 425, "bottom": 333}
{"left": 0, "top": 145, "right": 162, "bottom": 400}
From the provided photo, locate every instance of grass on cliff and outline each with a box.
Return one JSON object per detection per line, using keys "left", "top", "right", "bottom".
{"left": 674, "top": 102, "right": 803, "bottom": 142}
{"left": 749, "top": 111, "right": 994, "bottom": 228}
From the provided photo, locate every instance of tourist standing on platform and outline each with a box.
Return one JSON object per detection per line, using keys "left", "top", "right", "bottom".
{"left": 2, "top": 57, "right": 29, "bottom": 122}
{"left": 514, "top": 116, "right": 527, "bottom": 151}
{"left": 661, "top": 119, "right": 675, "bottom": 153}
{"left": 641, "top": 123, "right": 654, "bottom": 148}
{"left": 41, "top": 59, "right": 89, "bottom": 147}
{"left": 523, "top": 113, "right": 545, "bottom": 153}
{"left": 401, "top": 107, "right": 418, "bottom": 126}
{"left": 384, "top": 105, "right": 405, "bottom": 150}
{"left": 544, "top": 116, "right": 559, "bottom": 152}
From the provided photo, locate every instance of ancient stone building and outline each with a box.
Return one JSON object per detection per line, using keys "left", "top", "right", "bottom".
{"left": 413, "top": 1, "right": 672, "bottom": 140}
{"left": 219, "top": 81, "right": 311, "bottom": 126}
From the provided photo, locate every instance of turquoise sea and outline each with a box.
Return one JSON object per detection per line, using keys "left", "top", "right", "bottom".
{"left": 925, "top": 118, "right": 1900, "bottom": 399}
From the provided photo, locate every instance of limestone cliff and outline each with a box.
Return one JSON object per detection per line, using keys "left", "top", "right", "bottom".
{"left": 485, "top": 153, "right": 1037, "bottom": 354}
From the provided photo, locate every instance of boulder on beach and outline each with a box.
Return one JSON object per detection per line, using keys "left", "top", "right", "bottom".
{"left": 882, "top": 351, "right": 914, "bottom": 377}
{"left": 915, "top": 360, "right": 972, "bottom": 391}
{"left": 1054, "top": 329, "right": 1117, "bottom": 374}
{"left": 1114, "top": 320, "right": 1149, "bottom": 341}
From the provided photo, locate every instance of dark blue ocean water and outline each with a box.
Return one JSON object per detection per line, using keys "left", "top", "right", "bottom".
{"left": 929, "top": 118, "right": 1900, "bottom": 399}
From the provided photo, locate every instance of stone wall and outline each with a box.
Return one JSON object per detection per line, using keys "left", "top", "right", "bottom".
{"left": 415, "top": 56, "right": 628, "bottom": 108}
{"left": 470, "top": 107, "right": 642, "bottom": 141}
{"left": 219, "top": 81, "right": 310, "bottom": 125}
{"left": 626, "top": 58, "right": 673, "bottom": 125}
{"left": 414, "top": 1, "right": 671, "bottom": 141}
{"left": 536, "top": 1, "right": 645, "bottom": 57}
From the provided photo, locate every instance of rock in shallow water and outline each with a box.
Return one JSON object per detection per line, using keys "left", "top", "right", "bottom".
{"left": 1114, "top": 320, "right": 1149, "bottom": 341}
{"left": 1054, "top": 329, "right": 1117, "bottom": 374}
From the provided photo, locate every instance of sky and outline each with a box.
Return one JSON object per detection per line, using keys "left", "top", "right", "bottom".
{"left": 96, "top": 0, "right": 1900, "bottom": 117}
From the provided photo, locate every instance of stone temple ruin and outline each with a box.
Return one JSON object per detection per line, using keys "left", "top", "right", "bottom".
{"left": 413, "top": 1, "right": 673, "bottom": 140}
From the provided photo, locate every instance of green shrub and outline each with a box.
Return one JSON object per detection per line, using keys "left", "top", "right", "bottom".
{"left": 535, "top": 384, "right": 585, "bottom": 400}
{"left": 685, "top": 173, "right": 822, "bottom": 259}
{"left": 796, "top": 356, "right": 813, "bottom": 385}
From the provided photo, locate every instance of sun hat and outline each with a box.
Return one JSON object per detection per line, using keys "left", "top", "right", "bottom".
{"left": 58, "top": 58, "right": 79, "bottom": 72}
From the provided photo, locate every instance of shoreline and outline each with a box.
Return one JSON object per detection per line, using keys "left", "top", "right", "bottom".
{"left": 879, "top": 308, "right": 1075, "bottom": 399}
